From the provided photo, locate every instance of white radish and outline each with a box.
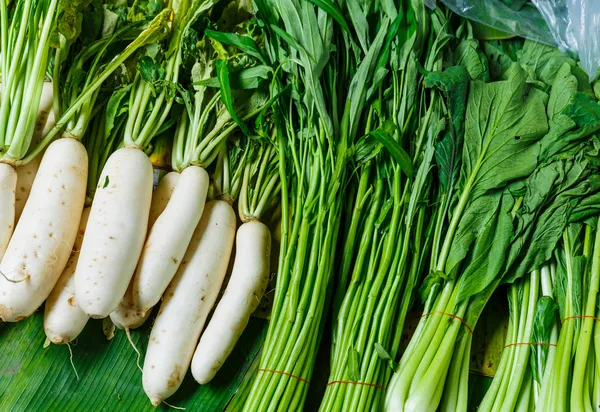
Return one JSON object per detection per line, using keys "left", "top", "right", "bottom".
{"left": 0, "top": 138, "right": 87, "bottom": 322}
{"left": 15, "top": 109, "right": 56, "bottom": 221}
{"left": 0, "top": 83, "right": 54, "bottom": 260}
{"left": 142, "top": 200, "right": 236, "bottom": 406}
{"left": 75, "top": 147, "right": 152, "bottom": 318}
{"left": 14, "top": 156, "right": 41, "bottom": 223}
{"left": 191, "top": 220, "right": 271, "bottom": 384}
{"left": 109, "top": 170, "right": 184, "bottom": 330}
{"left": 148, "top": 171, "right": 179, "bottom": 229}
{"left": 0, "top": 163, "right": 17, "bottom": 261}
{"left": 132, "top": 166, "right": 209, "bottom": 313}
{"left": 44, "top": 208, "right": 91, "bottom": 344}
{"left": 110, "top": 283, "right": 152, "bottom": 330}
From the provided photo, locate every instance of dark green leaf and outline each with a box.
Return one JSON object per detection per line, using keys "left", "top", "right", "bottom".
{"left": 307, "top": 0, "right": 350, "bottom": 34}
{"left": 374, "top": 342, "right": 397, "bottom": 372}
{"left": 79, "top": 0, "right": 104, "bottom": 44}
{"left": 196, "top": 66, "right": 272, "bottom": 90}
{"left": 205, "top": 29, "right": 267, "bottom": 64}
{"left": 455, "top": 190, "right": 515, "bottom": 301}
{"left": 105, "top": 85, "right": 132, "bottom": 138}
{"left": 483, "top": 42, "right": 515, "bottom": 80}
{"left": 54, "top": 0, "right": 93, "bottom": 43}
{"left": 369, "top": 129, "right": 413, "bottom": 178}
{"left": 216, "top": 60, "right": 250, "bottom": 136}
{"left": 136, "top": 56, "right": 164, "bottom": 84}
{"left": 530, "top": 295, "right": 558, "bottom": 383}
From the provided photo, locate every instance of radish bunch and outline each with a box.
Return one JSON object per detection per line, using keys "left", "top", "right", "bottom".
{"left": 1, "top": 0, "right": 280, "bottom": 407}
{"left": 0, "top": 1, "right": 171, "bottom": 322}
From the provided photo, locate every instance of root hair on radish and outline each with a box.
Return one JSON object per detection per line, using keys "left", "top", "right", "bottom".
{"left": 124, "top": 328, "right": 143, "bottom": 373}
{"left": 163, "top": 401, "right": 186, "bottom": 410}
{"left": 66, "top": 342, "right": 80, "bottom": 380}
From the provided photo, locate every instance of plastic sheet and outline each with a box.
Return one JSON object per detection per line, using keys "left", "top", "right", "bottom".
{"left": 426, "top": 0, "right": 600, "bottom": 79}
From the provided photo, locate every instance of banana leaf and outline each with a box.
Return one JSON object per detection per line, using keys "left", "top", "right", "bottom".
{"left": 0, "top": 313, "right": 267, "bottom": 411}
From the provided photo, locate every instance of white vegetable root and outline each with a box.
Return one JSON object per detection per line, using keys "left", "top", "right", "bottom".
{"left": 148, "top": 171, "right": 179, "bottom": 229}
{"left": 0, "top": 138, "right": 87, "bottom": 321}
{"left": 191, "top": 220, "right": 271, "bottom": 384}
{"left": 44, "top": 207, "right": 91, "bottom": 344}
{"left": 109, "top": 283, "right": 152, "bottom": 330}
{"left": 133, "top": 166, "right": 209, "bottom": 313}
{"left": 142, "top": 200, "right": 236, "bottom": 406}
{"left": 15, "top": 109, "right": 56, "bottom": 222}
{"left": 109, "top": 170, "right": 188, "bottom": 330}
{"left": 0, "top": 83, "right": 54, "bottom": 261}
{"left": 75, "top": 147, "right": 153, "bottom": 319}
{"left": 0, "top": 163, "right": 17, "bottom": 262}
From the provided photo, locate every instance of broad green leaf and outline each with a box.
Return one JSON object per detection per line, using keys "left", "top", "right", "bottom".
{"left": 517, "top": 40, "right": 576, "bottom": 86}
{"left": 425, "top": 66, "right": 470, "bottom": 138}
{"left": 461, "top": 64, "right": 548, "bottom": 200}
{"left": 483, "top": 42, "right": 515, "bottom": 80}
{"left": 539, "top": 65, "right": 600, "bottom": 162}
{"left": 426, "top": 66, "right": 470, "bottom": 194}
{"left": 0, "top": 313, "right": 267, "bottom": 410}
{"left": 454, "top": 39, "right": 488, "bottom": 81}
{"left": 504, "top": 158, "right": 598, "bottom": 282}
{"left": 456, "top": 190, "right": 514, "bottom": 302}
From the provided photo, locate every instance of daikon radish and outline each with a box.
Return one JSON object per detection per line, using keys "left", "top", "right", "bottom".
{"left": 0, "top": 82, "right": 54, "bottom": 260}
{"left": 5, "top": 14, "right": 172, "bottom": 322}
{"left": 191, "top": 220, "right": 271, "bottom": 384}
{"left": 15, "top": 109, "right": 56, "bottom": 221}
{"left": 0, "top": 163, "right": 17, "bottom": 261}
{"left": 142, "top": 200, "right": 236, "bottom": 406}
{"left": 191, "top": 140, "right": 278, "bottom": 384}
{"left": 44, "top": 208, "right": 91, "bottom": 344}
{"left": 0, "top": 138, "right": 87, "bottom": 321}
{"left": 75, "top": 147, "right": 153, "bottom": 318}
{"left": 110, "top": 282, "right": 152, "bottom": 330}
{"left": 148, "top": 171, "right": 179, "bottom": 229}
{"left": 108, "top": 170, "right": 181, "bottom": 330}
{"left": 132, "top": 166, "right": 209, "bottom": 313}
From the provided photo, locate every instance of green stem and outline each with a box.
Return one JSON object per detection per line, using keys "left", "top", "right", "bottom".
{"left": 571, "top": 225, "right": 600, "bottom": 410}
{"left": 22, "top": 9, "right": 172, "bottom": 165}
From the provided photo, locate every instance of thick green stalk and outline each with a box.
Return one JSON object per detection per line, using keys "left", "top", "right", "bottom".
{"left": 571, "top": 225, "right": 600, "bottom": 410}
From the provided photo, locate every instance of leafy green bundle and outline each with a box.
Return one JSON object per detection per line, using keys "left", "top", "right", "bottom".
{"left": 385, "top": 30, "right": 600, "bottom": 411}
{"left": 320, "top": 2, "right": 449, "bottom": 411}
{"left": 240, "top": 0, "right": 370, "bottom": 407}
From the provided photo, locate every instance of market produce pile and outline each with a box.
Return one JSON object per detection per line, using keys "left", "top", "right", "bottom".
{"left": 1, "top": 0, "right": 600, "bottom": 411}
